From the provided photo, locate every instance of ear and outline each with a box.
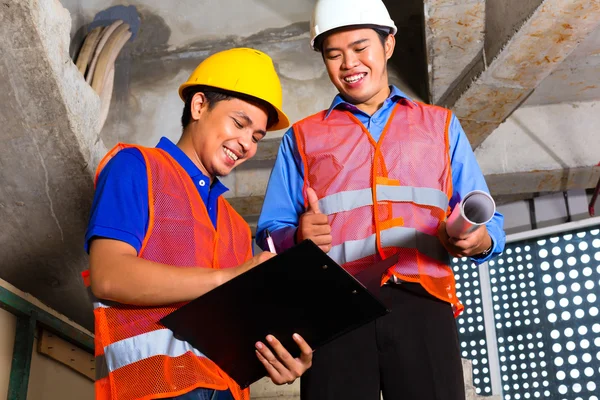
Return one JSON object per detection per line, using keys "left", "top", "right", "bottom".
{"left": 190, "top": 92, "right": 208, "bottom": 122}
{"left": 384, "top": 34, "right": 395, "bottom": 61}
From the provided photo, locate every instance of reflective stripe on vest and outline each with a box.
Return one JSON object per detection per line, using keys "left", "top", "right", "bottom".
{"left": 328, "top": 227, "right": 449, "bottom": 266}
{"left": 318, "top": 185, "right": 449, "bottom": 216}
{"left": 103, "top": 328, "right": 205, "bottom": 373}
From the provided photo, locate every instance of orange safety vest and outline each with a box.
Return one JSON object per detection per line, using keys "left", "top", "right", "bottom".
{"left": 293, "top": 101, "right": 464, "bottom": 316}
{"left": 82, "top": 144, "right": 252, "bottom": 400}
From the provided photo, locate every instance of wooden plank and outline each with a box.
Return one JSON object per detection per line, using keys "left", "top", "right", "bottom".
{"left": 37, "top": 329, "right": 95, "bottom": 381}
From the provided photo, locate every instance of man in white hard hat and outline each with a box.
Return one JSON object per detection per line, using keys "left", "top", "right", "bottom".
{"left": 256, "top": 0, "right": 505, "bottom": 399}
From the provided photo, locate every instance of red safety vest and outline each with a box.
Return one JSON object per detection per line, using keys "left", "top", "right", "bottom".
{"left": 294, "top": 101, "right": 463, "bottom": 315}
{"left": 83, "top": 144, "right": 252, "bottom": 400}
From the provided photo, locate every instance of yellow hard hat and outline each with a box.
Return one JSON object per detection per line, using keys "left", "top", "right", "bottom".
{"left": 178, "top": 48, "right": 290, "bottom": 131}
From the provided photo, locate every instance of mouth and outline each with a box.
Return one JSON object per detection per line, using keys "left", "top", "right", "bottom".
{"left": 343, "top": 72, "right": 367, "bottom": 85}
{"left": 223, "top": 146, "right": 240, "bottom": 162}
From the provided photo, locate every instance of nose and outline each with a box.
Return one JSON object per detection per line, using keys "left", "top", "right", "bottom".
{"left": 238, "top": 133, "right": 252, "bottom": 155}
{"left": 342, "top": 52, "right": 360, "bottom": 70}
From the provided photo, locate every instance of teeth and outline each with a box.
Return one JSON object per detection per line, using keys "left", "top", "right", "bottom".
{"left": 223, "top": 147, "right": 238, "bottom": 161}
{"left": 344, "top": 73, "right": 365, "bottom": 83}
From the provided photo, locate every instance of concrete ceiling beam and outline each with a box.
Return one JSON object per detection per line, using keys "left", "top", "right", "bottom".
{"left": 423, "top": 0, "right": 486, "bottom": 104}
{"left": 438, "top": 0, "right": 600, "bottom": 149}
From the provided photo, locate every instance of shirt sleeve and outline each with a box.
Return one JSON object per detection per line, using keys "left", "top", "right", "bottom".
{"left": 448, "top": 114, "right": 506, "bottom": 264}
{"left": 84, "top": 148, "right": 149, "bottom": 254}
{"left": 256, "top": 128, "right": 306, "bottom": 252}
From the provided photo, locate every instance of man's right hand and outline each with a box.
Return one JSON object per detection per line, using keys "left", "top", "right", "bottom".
{"left": 218, "top": 251, "right": 275, "bottom": 286}
{"left": 296, "top": 187, "right": 332, "bottom": 253}
{"left": 236, "top": 251, "right": 275, "bottom": 275}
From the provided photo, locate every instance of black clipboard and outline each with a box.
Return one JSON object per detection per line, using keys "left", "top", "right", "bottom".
{"left": 160, "top": 240, "right": 396, "bottom": 388}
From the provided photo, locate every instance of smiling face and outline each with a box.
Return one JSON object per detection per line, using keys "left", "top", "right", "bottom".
{"left": 321, "top": 27, "right": 395, "bottom": 114}
{"left": 184, "top": 92, "right": 268, "bottom": 180}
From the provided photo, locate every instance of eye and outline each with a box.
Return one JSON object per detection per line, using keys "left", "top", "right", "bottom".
{"left": 326, "top": 53, "right": 341, "bottom": 60}
{"left": 233, "top": 118, "right": 243, "bottom": 129}
{"left": 356, "top": 46, "right": 367, "bottom": 52}
{"left": 252, "top": 136, "right": 260, "bottom": 144}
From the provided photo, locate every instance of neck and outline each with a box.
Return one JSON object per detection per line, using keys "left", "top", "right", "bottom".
{"left": 351, "top": 85, "right": 391, "bottom": 116}
{"left": 177, "top": 129, "right": 214, "bottom": 183}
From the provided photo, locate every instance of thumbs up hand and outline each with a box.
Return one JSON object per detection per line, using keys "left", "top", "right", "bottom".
{"left": 296, "top": 187, "right": 333, "bottom": 252}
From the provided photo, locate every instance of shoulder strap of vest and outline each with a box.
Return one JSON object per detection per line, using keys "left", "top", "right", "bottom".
{"left": 94, "top": 143, "right": 155, "bottom": 186}
{"left": 292, "top": 109, "right": 328, "bottom": 128}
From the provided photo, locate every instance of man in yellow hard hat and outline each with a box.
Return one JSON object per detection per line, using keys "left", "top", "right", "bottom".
{"left": 256, "top": 0, "right": 505, "bottom": 399}
{"left": 83, "top": 48, "right": 313, "bottom": 400}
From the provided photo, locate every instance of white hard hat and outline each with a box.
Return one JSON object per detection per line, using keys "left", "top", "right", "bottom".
{"left": 310, "top": 0, "right": 398, "bottom": 51}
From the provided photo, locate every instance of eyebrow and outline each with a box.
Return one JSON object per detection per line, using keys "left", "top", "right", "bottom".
{"left": 324, "top": 38, "right": 370, "bottom": 53}
{"left": 234, "top": 111, "right": 266, "bottom": 136}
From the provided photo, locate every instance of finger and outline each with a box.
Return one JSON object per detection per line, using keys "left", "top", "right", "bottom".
{"left": 304, "top": 213, "right": 330, "bottom": 226}
{"left": 437, "top": 222, "right": 450, "bottom": 243}
{"left": 293, "top": 333, "right": 313, "bottom": 364}
{"left": 255, "top": 350, "right": 284, "bottom": 383}
{"left": 449, "top": 237, "right": 476, "bottom": 251}
{"left": 306, "top": 187, "right": 321, "bottom": 214}
{"left": 256, "top": 339, "right": 291, "bottom": 377}
{"left": 310, "top": 235, "right": 333, "bottom": 246}
{"left": 257, "top": 251, "right": 276, "bottom": 263}
{"left": 320, "top": 244, "right": 332, "bottom": 253}
{"left": 265, "top": 335, "right": 298, "bottom": 370}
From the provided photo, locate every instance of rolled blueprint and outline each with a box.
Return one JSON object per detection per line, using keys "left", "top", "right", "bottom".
{"left": 446, "top": 190, "right": 496, "bottom": 238}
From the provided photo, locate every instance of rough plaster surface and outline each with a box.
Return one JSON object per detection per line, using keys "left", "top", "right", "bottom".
{"left": 446, "top": 0, "right": 600, "bottom": 148}
{"left": 1, "top": 0, "right": 103, "bottom": 330}
{"left": 476, "top": 101, "right": 600, "bottom": 175}
{"left": 527, "top": 25, "right": 600, "bottom": 106}
{"left": 59, "top": 0, "right": 314, "bottom": 51}
{"left": 485, "top": 0, "right": 544, "bottom": 61}
{"left": 424, "top": 0, "right": 485, "bottom": 103}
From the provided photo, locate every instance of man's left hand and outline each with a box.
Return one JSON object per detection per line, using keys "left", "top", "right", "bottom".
{"left": 255, "top": 333, "right": 313, "bottom": 385}
{"left": 438, "top": 221, "right": 492, "bottom": 258}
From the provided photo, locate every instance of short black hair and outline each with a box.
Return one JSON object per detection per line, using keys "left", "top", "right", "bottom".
{"left": 316, "top": 26, "right": 390, "bottom": 54}
{"left": 181, "top": 85, "right": 279, "bottom": 130}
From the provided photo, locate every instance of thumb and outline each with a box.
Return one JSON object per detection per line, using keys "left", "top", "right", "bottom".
{"left": 306, "top": 187, "right": 321, "bottom": 214}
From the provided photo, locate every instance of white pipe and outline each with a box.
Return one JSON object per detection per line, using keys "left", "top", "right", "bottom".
{"left": 446, "top": 190, "right": 496, "bottom": 238}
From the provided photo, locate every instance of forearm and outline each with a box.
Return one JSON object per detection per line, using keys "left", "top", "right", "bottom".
{"left": 89, "top": 241, "right": 235, "bottom": 306}
{"left": 256, "top": 130, "right": 305, "bottom": 252}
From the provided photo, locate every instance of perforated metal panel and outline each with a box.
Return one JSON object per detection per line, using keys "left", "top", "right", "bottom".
{"left": 453, "top": 256, "right": 493, "bottom": 395}
{"left": 487, "top": 227, "right": 599, "bottom": 399}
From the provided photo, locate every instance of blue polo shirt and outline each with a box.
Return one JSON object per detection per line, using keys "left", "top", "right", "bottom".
{"left": 84, "top": 137, "right": 228, "bottom": 254}
{"left": 256, "top": 85, "right": 506, "bottom": 263}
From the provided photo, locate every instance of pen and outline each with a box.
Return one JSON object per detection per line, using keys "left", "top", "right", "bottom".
{"left": 265, "top": 229, "right": 277, "bottom": 254}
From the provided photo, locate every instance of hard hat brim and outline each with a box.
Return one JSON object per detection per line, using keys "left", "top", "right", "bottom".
{"left": 178, "top": 83, "right": 290, "bottom": 132}
{"left": 311, "top": 24, "right": 397, "bottom": 51}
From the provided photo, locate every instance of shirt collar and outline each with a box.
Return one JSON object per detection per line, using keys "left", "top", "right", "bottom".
{"left": 324, "top": 85, "right": 418, "bottom": 119}
{"left": 155, "top": 137, "right": 228, "bottom": 191}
